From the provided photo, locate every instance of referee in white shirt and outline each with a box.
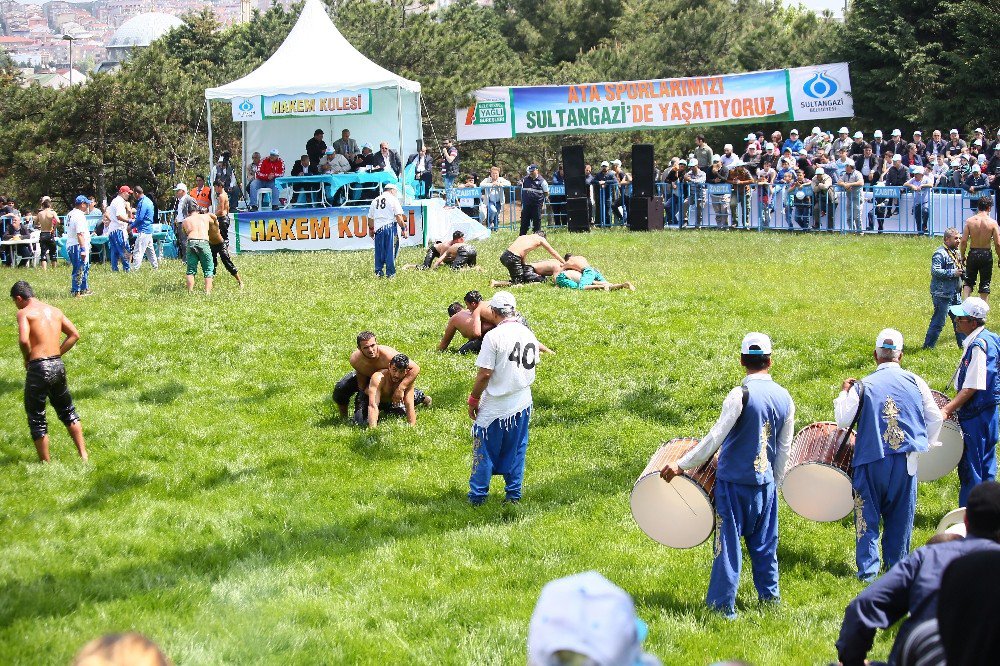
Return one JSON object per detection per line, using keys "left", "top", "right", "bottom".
{"left": 367, "top": 183, "right": 407, "bottom": 277}
{"left": 467, "top": 291, "right": 545, "bottom": 505}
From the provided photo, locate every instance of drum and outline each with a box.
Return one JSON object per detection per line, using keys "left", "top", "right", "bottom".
{"left": 782, "top": 422, "right": 855, "bottom": 522}
{"left": 921, "top": 390, "right": 964, "bottom": 482}
{"left": 936, "top": 508, "right": 967, "bottom": 537}
{"left": 630, "top": 438, "right": 718, "bottom": 549}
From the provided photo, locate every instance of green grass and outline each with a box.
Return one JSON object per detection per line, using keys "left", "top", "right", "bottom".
{"left": 0, "top": 229, "right": 965, "bottom": 664}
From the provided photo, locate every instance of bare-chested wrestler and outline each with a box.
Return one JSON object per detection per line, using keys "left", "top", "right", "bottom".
{"left": 332, "top": 331, "right": 428, "bottom": 424}
{"left": 181, "top": 210, "right": 216, "bottom": 294}
{"left": 364, "top": 354, "right": 429, "bottom": 428}
{"left": 555, "top": 253, "right": 635, "bottom": 291}
{"left": 429, "top": 231, "right": 478, "bottom": 270}
{"left": 499, "top": 231, "right": 563, "bottom": 284}
{"left": 438, "top": 291, "right": 494, "bottom": 354}
{"left": 11, "top": 281, "right": 87, "bottom": 462}
{"left": 490, "top": 259, "right": 563, "bottom": 288}
{"left": 961, "top": 196, "right": 1000, "bottom": 301}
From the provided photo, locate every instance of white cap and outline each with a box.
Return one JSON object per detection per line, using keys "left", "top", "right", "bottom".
{"left": 815, "top": 166, "right": 825, "bottom": 174}
{"left": 892, "top": 154, "right": 902, "bottom": 161}
{"left": 910, "top": 165, "right": 923, "bottom": 174}
{"left": 951, "top": 297, "right": 990, "bottom": 320}
{"left": 892, "top": 129, "right": 902, "bottom": 136}
{"left": 490, "top": 290, "right": 516, "bottom": 311}
{"left": 811, "top": 126, "right": 821, "bottom": 134}
{"left": 979, "top": 154, "right": 988, "bottom": 163}
{"left": 687, "top": 158, "right": 698, "bottom": 167}
{"left": 839, "top": 126, "right": 849, "bottom": 134}
{"left": 383, "top": 183, "right": 398, "bottom": 191}
{"left": 724, "top": 143, "right": 733, "bottom": 151}
{"left": 973, "top": 164, "right": 982, "bottom": 172}
{"left": 764, "top": 142, "right": 774, "bottom": 150}
{"left": 174, "top": 182, "right": 187, "bottom": 191}
{"left": 269, "top": 148, "right": 279, "bottom": 155}
{"left": 950, "top": 128, "right": 959, "bottom": 135}
{"left": 951, "top": 158, "right": 961, "bottom": 166}
{"left": 974, "top": 139, "right": 983, "bottom": 146}
{"left": 745, "top": 133, "right": 756, "bottom": 141}
{"left": 789, "top": 128, "right": 799, "bottom": 135}
{"left": 913, "top": 130, "right": 922, "bottom": 136}
{"left": 527, "top": 571, "right": 651, "bottom": 666}
{"left": 875, "top": 328, "right": 903, "bottom": 351}
{"left": 975, "top": 127, "right": 984, "bottom": 134}
{"left": 218, "top": 156, "right": 225, "bottom": 163}
{"left": 712, "top": 155, "right": 722, "bottom": 163}
{"left": 729, "top": 158, "right": 744, "bottom": 167}
{"left": 612, "top": 159, "right": 622, "bottom": 166}
{"left": 874, "top": 130, "right": 883, "bottom": 138}
{"left": 600, "top": 161, "right": 609, "bottom": 167}
{"left": 853, "top": 131, "right": 863, "bottom": 139}
{"left": 741, "top": 332, "right": 772, "bottom": 355}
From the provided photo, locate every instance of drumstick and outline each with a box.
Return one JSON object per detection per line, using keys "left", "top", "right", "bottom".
{"left": 666, "top": 478, "right": 697, "bottom": 516}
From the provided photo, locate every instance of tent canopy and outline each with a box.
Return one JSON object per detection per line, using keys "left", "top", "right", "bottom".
{"left": 205, "top": 0, "right": 420, "bottom": 100}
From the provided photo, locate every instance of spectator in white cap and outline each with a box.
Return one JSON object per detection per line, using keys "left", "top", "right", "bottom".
{"left": 781, "top": 129, "right": 803, "bottom": 155}
{"left": 682, "top": 157, "right": 705, "bottom": 227}
{"left": 720, "top": 143, "right": 736, "bottom": 169}
{"left": 947, "top": 129, "right": 967, "bottom": 158}
{"left": 528, "top": 571, "right": 660, "bottom": 666}
{"left": 661, "top": 332, "right": 794, "bottom": 618}
{"left": 835, "top": 328, "right": 942, "bottom": 581}
{"left": 466, "top": 290, "right": 548, "bottom": 505}
{"left": 832, "top": 126, "right": 851, "bottom": 156}
{"left": 941, "top": 297, "right": 1000, "bottom": 506}
{"left": 870, "top": 129, "right": 888, "bottom": 160}
{"left": 905, "top": 163, "right": 934, "bottom": 234}
{"left": 849, "top": 131, "right": 867, "bottom": 157}
{"left": 965, "top": 164, "right": 989, "bottom": 212}
{"left": 888, "top": 129, "right": 906, "bottom": 158}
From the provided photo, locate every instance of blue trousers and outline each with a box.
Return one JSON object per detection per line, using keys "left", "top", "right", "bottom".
{"left": 852, "top": 454, "right": 916, "bottom": 581}
{"left": 469, "top": 407, "right": 530, "bottom": 504}
{"left": 108, "top": 229, "right": 130, "bottom": 272}
{"left": 67, "top": 246, "right": 89, "bottom": 295}
{"left": 707, "top": 480, "right": 779, "bottom": 618}
{"left": 923, "top": 293, "right": 963, "bottom": 348}
{"left": 912, "top": 202, "right": 929, "bottom": 234}
{"left": 958, "top": 407, "right": 999, "bottom": 507}
{"left": 373, "top": 226, "right": 397, "bottom": 277}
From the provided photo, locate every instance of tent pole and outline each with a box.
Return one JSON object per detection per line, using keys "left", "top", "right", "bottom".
{"left": 396, "top": 85, "right": 405, "bottom": 205}
{"left": 206, "top": 99, "right": 214, "bottom": 179}
{"left": 241, "top": 120, "right": 247, "bottom": 208}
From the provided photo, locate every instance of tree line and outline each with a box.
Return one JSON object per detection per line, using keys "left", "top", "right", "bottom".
{"left": 0, "top": 0, "right": 995, "bottom": 210}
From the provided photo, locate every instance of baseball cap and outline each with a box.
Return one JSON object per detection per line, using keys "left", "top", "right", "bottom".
{"left": 950, "top": 296, "right": 990, "bottom": 320}
{"left": 40, "top": 195, "right": 51, "bottom": 204}
{"left": 687, "top": 158, "right": 698, "bottom": 167}
{"left": 612, "top": 159, "right": 622, "bottom": 166}
{"left": 269, "top": 148, "right": 279, "bottom": 155}
{"left": 875, "top": 328, "right": 903, "bottom": 350}
{"left": 874, "top": 130, "right": 883, "bottom": 138}
{"left": 910, "top": 165, "right": 923, "bottom": 174}
{"left": 973, "top": 164, "right": 982, "bottom": 172}
{"left": 118, "top": 185, "right": 132, "bottom": 195}
{"left": 913, "top": 130, "right": 922, "bottom": 136}
{"left": 218, "top": 156, "right": 225, "bottom": 163}
{"left": 174, "top": 182, "right": 187, "bottom": 192}
{"left": 839, "top": 126, "right": 849, "bottom": 134}
{"left": 892, "top": 154, "right": 902, "bottom": 162}
{"left": 845, "top": 160, "right": 855, "bottom": 168}
{"left": 892, "top": 129, "right": 902, "bottom": 136}
{"left": 325, "top": 147, "right": 334, "bottom": 154}
{"left": 853, "top": 131, "right": 863, "bottom": 138}
{"left": 526, "top": 164, "right": 539, "bottom": 174}
{"left": 811, "top": 126, "right": 821, "bottom": 134}
{"left": 815, "top": 166, "right": 825, "bottom": 174}
{"left": 975, "top": 127, "right": 985, "bottom": 134}
{"left": 729, "top": 158, "right": 744, "bottom": 167}
{"left": 724, "top": 143, "right": 733, "bottom": 151}
{"left": 490, "top": 290, "right": 516, "bottom": 311}
{"left": 745, "top": 133, "right": 756, "bottom": 142}
{"left": 789, "top": 128, "right": 799, "bottom": 135}
{"left": 974, "top": 139, "right": 984, "bottom": 146}
{"left": 527, "top": 571, "right": 652, "bottom": 666}
{"left": 950, "top": 129, "right": 959, "bottom": 135}
{"left": 600, "top": 161, "right": 609, "bottom": 167}
{"left": 741, "top": 332, "right": 772, "bottom": 355}
{"left": 712, "top": 155, "right": 722, "bottom": 163}
{"left": 764, "top": 142, "right": 774, "bottom": 150}
{"left": 73, "top": 195, "right": 89, "bottom": 206}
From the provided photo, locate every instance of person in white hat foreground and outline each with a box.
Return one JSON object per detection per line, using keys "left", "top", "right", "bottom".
{"left": 527, "top": 571, "right": 661, "bottom": 666}
{"left": 835, "top": 329, "right": 942, "bottom": 581}
{"left": 941, "top": 297, "right": 1000, "bottom": 506}
{"left": 467, "top": 290, "right": 548, "bottom": 505}
{"left": 367, "top": 183, "right": 407, "bottom": 278}
{"left": 660, "top": 333, "right": 794, "bottom": 618}
{"left": 958, "top": 196, "right": 999, "bottom": 301}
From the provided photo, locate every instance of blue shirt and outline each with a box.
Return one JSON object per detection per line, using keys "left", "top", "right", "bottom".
{"left": 836, "top": 536, "right": 1000, "bottom": 666}
{"left": 781, "top": 138, "right": 803, "bottom": 154}
{"left": 133, "top": 195, "right": 154, "bottom": 234}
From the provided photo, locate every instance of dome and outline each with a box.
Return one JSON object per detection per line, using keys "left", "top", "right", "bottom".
{"left": 107, "top": 12, "right": 184, "bottom": 49}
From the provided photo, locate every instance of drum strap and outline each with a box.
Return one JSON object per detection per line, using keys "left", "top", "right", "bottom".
{"left": 839, "top": 380, "right": 865, "bottom": 466}
{"left": 742, "top": 385, "right": 749, "bottom": 410}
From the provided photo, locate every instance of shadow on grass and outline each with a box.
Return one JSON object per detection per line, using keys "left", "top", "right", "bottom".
{"left": 0, "top": 378, "right": 22, "bottom": 396}
{"left": 73, "top": 380, "right": 131, "bottom": 401}
{"left": 138, "top": 380, "right": 186, "bottom": 405}
{"left": 68, "top": 469, "right": 153, "bottom": 511}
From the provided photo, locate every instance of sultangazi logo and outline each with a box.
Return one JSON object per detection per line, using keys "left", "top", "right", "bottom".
{"left": 803, "top": 71, "right": 838, "bottom": 99}
{"left": 238, "top": 99, "right": 255, "bottom": 112}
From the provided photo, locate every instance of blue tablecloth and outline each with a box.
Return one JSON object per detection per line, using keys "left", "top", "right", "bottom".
{"left": 274, "top": 172, "right": 399, "bottom": 204}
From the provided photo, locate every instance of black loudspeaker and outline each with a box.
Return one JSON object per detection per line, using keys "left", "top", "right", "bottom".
{"left": 562, "top": 145, "right": 587, "bottom": 198}
{"left": 631, "top": 144, "right": 655, "bottom": 198}
{"left": 628, "top": 196, "right": 664, "bottom": 231}
{"left": 566, "top": 197, "right": 590, "bottom": 232}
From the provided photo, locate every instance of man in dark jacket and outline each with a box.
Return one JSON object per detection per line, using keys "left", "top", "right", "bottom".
{"left": 306, "top": 129, "right": 327, "bottom": 169}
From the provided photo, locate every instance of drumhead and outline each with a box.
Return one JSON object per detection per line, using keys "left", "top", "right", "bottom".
{"left": 936, "top": 507, "right": 967, "bottom": 536}
{"left": 918, "top": 421, "right": 964, "bottom": 483}
{"left": 630, "top": 472, "right": 714, "bottom": 549}
{"left": 782, "top": 463, "right": 854, "bottom": 522}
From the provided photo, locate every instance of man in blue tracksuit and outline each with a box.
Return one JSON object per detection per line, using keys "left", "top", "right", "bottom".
{"left": 367, "top": 183, "right": 407, "bottom": 278}
{"left": 942, "top": 297, "right": 1000, "bottom": 506}
{"left": 923, "top": 227, "right": 964, "bottom": 349}
{"left": 835, "top": 328, "right": 942, "bottom": 581}
{"left": 660, "top": 332, "right": 795, "bottom": 618}
{"left": 519, "top": 164, "right": 548, "bottom": 236}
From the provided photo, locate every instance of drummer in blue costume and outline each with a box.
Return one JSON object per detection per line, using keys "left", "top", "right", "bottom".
{"left": 941, "top": 297, "right": 1000, "bottom": 506}
{"left": 660, "top": 333, "right": 795, "bottom": 619}
{"left": 835, "top": 328, "right": 942, "bottom": 582}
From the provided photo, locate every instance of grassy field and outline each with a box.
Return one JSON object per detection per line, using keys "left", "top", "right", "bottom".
{"left": 0, "top": 229, "right": 967, "bottom": 665}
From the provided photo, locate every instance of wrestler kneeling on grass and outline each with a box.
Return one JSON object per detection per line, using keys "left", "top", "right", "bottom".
{"left": 438, "top": 291, "right": 494, "bottom": 354}
{"left": 364, "top": 354, "right": 430, "bottom": 428}
{"left": 407, "top": 231, "right": 479, "bottom": 271}
{"left": 333, "top": 331, "right": 429, "bottom": 424}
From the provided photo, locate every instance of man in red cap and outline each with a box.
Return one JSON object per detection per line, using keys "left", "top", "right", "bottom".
{"left": 106, "top": 185, "right": 133, "bottom": 272}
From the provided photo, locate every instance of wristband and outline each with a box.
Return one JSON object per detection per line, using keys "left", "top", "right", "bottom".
{"left": 467, "top": 395, "right": 480, "bottom": 406}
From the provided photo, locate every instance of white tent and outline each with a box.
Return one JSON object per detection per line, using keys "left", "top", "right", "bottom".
{"left": 204, "top": 0, "right": 422, "bottom": 201}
